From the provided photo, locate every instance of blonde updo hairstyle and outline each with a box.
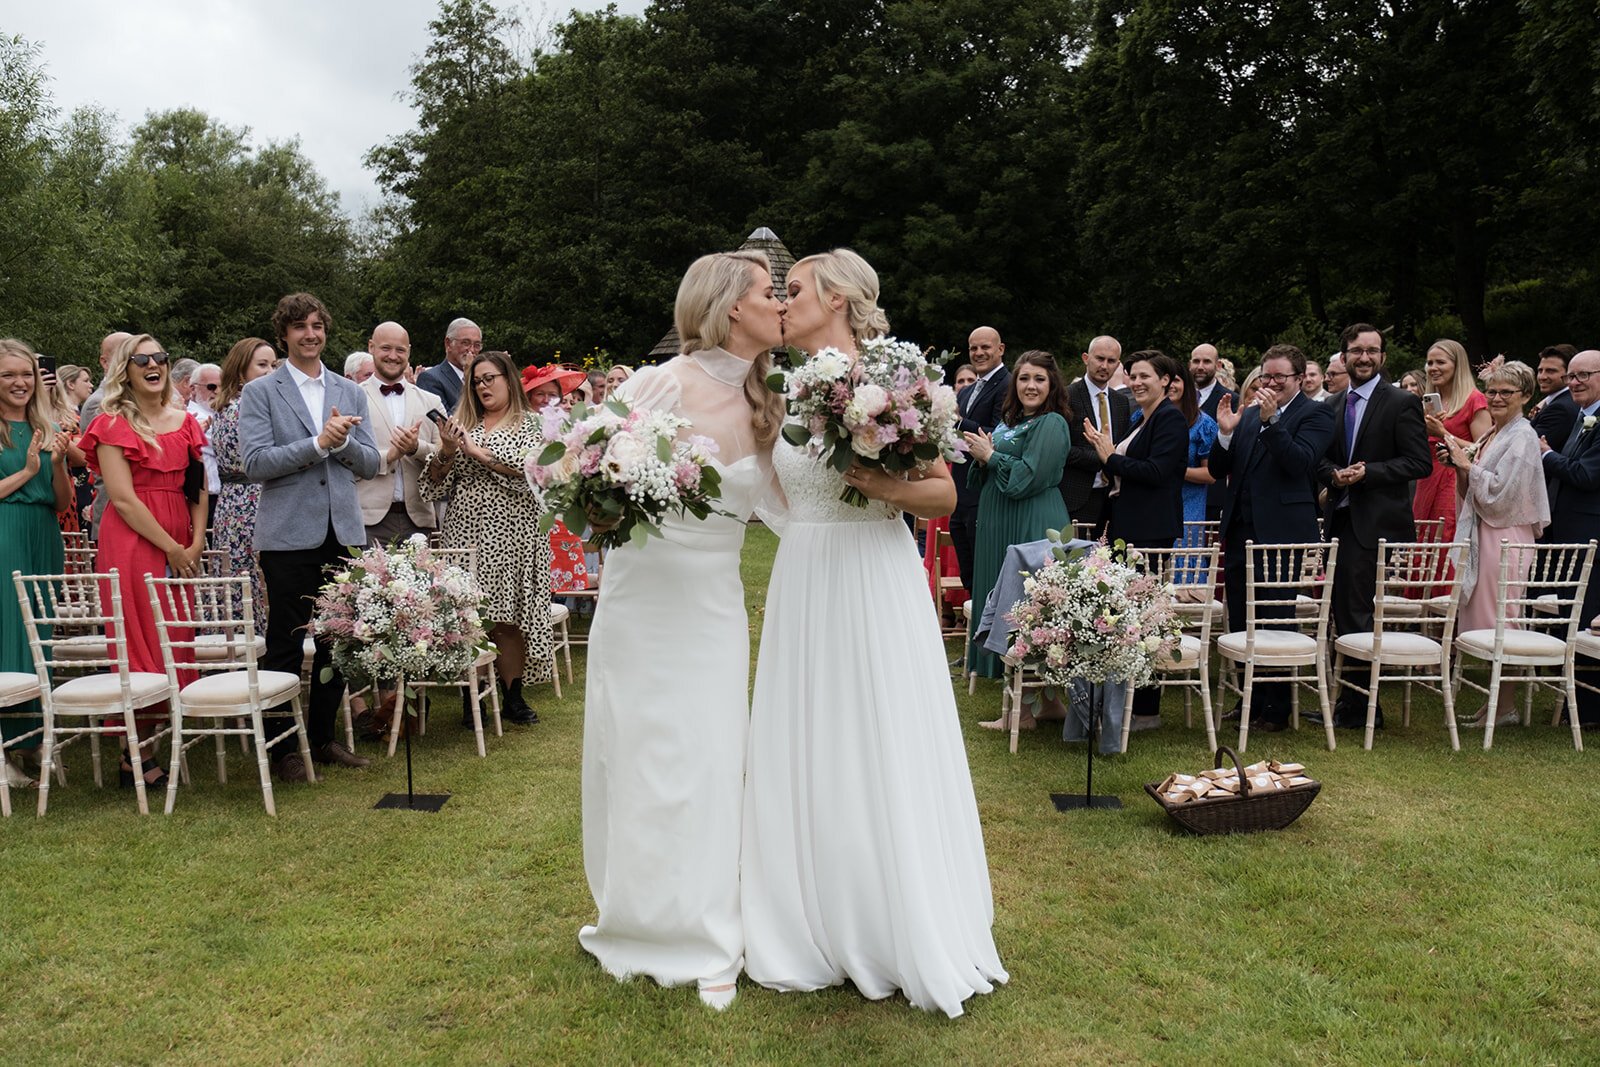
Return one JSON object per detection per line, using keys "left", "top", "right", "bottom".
{"left": 674, "top": 249, "right": 784, "bottom": 448}
{"left": 794, "top": 247, "right": 890, "bottom": 343}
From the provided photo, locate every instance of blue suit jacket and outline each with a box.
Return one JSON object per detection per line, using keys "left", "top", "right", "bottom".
{"left": 1209, "top": 392, "right": 1335, "bottom": 546}
{"left": 415, "top": 362, "right": 463, "bottom": 415}
{"left": 1105, "top": 399, "right": 1189, "bottom": 544}
{"left": 239, "top": 364, "right": 381, "bottom": 551}
{"left": 1543, "top": 412, "right": 1600, "bottom": 545}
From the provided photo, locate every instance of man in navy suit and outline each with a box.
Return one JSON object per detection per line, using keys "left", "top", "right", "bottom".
{"left": 950, "top": 325, "right": 1010, "bottom": 589}
{"left": 1317, "top": 323, "right": 1432, "bottom": 729}
{"left": 1530, "top": 344, "right": 1580, "bottom": 449}
{"left": 1208, "top": 344, "right": 1336, "bottom": 730}
{"left": 1062, "top": 335, "right": 1131, "bottom": 537}
{"left": 1190, "top": 343, "right": 1235, "bottom": 524}
{"left": 414, "top": 317, "right": 481, "bottom": 414}
{"left": 1541, "top": 349, "right": 1600, "bottom": 728}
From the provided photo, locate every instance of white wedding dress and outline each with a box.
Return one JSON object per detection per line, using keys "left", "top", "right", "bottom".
{"left": 742, "top": 441, "right": 1008, "bottom": 1017}
{"left": 580, "top": 350, "right": 775, "bottom": 994}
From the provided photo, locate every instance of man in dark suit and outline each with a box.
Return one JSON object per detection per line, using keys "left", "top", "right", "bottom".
{"left": 414, "top": 317, "right": 481, "bottom": 414}
{"left": 1062, "top": 335, "right": 1131, "bottom": 537}
{"left": 240, "top": 292, "right": 382, "bottom": 781}
{"left": 1541, "top": 349, "right": 1600, "bottom": 728}
{"left": 1209, "top": 344, "right": 1336, "bottom": 730}
{"left": 1190, "top": 343, "right": 1235, "bottom": 524}
{"left": 950, "top": 325, "right": 1010, "bottom": 589}
{"left": 1530, "top": 344, "right": 1580, "bottom": 449}
{"left": 1315, "top": 323, "right": 1432, "bottom": 729}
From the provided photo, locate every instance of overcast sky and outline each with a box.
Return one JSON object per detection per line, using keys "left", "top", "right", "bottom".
{"left": 10, "top": 0, "right": 649, "bottom": 216}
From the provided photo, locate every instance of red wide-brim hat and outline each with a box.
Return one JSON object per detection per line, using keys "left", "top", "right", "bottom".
{"left": 521, "top": 364, "right": 589, "bottom": 396}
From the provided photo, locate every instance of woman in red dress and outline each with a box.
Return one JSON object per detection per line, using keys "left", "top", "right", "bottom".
{"left": 1412, "top": 339, "right": 1489, "bottom": 589}
{"left": 79, "top": 334, "right": 207, "bottom": 789}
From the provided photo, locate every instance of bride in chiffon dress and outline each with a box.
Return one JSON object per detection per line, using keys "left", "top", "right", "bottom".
{"left": 579, "top": 251, "right": 786, "bottom": 1010}
{"left": 742, "top": 249, "right": 1008, "bottom": 1017}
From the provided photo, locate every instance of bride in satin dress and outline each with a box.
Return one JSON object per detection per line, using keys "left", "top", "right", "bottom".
{"left": 742, "top": 249, "right": 1007, "bottom": 1017}
{"left": 580, "top": 251, "right": 785, "bottom": 1010}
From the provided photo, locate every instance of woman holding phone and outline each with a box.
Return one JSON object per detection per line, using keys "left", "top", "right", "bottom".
{"left": 1413, "top": 340, "right": 1489, "bottom": 576}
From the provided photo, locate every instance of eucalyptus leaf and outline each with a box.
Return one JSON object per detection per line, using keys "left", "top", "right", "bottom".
{"left": 781, "top": 423, "right": 812, "bottom": 447}
{"left": 536, "top": 441, "right": 565, "bottom": 466}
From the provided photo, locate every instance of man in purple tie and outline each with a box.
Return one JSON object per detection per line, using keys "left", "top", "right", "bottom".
{"left": 1316, "top": 323, "right": 1432, "bottom": 729}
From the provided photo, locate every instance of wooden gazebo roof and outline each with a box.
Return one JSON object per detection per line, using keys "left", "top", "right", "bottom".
{"left": 647, "top": 227, "right": 796, "bottom": 360}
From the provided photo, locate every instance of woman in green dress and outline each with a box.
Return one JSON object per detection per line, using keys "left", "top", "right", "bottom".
{"left": 0, "top": 339, "right": 70, "bottom": 790}
{"left": 962, "top": 350, "right": 1072, "bottom": 679}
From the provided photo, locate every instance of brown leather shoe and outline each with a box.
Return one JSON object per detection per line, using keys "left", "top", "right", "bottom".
{"left": 273, "top": 751, "right": 310, "bottom": 782}
{"left": 312, "top": 741, "right": 372, "bottom": 768}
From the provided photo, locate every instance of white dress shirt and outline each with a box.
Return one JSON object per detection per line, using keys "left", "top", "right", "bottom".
{"left": 285, "top": 360, "right": 347, "bottom": 455}
{"left": 1086, "top": 380, "right": 1116, "bottom": 488}
{"left": 381, "top": 381, "right": 407, "bottom": 502}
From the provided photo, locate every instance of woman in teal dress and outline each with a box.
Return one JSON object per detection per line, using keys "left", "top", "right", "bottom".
{"left": 962, "top": 350, "right": 1072, "bottom": 679}
{"left": 0, "top": 339, "right": 70, "bottom": 789}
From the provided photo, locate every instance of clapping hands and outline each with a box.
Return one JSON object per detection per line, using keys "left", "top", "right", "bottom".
{"left": 1080, "top": 418, "right": 1114, "bottom": 462}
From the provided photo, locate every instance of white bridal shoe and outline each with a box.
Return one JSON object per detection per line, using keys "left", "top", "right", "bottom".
{"left": 697, "top": 981, "right": 737, "bottom": 1011}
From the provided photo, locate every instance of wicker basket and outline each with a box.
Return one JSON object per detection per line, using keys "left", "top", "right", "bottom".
{"left": 1144, "top": 746, "right": 1320, "bottom": 835}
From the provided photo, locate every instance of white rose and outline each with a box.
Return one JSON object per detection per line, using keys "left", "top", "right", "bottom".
{"left": 931, "top": 385, "right": 958, "bottom": 420}
{"left": 603, "top": 432, "right": 647, "bottom": 481}
{"left": 1143, "top": 635, "right": 1162, "bottom": 651}
{"left": 853, "top": 383, "right": 890, "bottom": 418}
{"left": 850, "top": 429, "right": 884, "bottom": 459}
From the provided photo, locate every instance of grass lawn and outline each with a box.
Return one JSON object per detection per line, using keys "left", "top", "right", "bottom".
{"left": 4, "top": 525, "right": 1598, "bottom": 1065}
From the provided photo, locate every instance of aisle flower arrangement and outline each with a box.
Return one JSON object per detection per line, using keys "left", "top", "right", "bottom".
{"left": 1005, "top": 540, "right": 1183, "bottom": 687}
{"left": 310, "top": 535, "right": 491, "bottom": 688}
{"left": 526, "top": 397, "right": 725, "bottom": 550}
{"left": 769, "top": 337, "right": 966, "bottom": 506}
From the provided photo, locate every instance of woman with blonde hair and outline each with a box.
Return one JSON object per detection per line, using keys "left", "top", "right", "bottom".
{"left": 0, "top": 339, "right": 71, "bottom": 788}
{"left": 77, "top": 334, "right": 207, "bottom": 789}
{"left": 209, "top": 337, "right": 277, "bottom": 616}
{"left": 741, "top": 247, "right": 1006, "bottom": 1017}
{"left": 579, "top": 249, "right": 785, "bottom": 1010}
{"left": 1414, "top": 339, "right": 1490, "bottom": 554}
{"left": 604, "top": 364, "right": 633, "bottom": 393}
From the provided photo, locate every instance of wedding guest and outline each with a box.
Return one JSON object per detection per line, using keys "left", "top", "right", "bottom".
{"left": 950, "top": 326, "right": 1010, "bottom": 591}
{"left": 964, "top": 349, "right": 1071, "bottom": 681}
{"left": 416, "top": 317, "right": 481, "bottom": 414}
{"left": 1063, "top": 334, "right": 1129, "bottom": 538}
{"left": 1318, "top": 324, "right": 1431, "bottom": 730}
{"left": 357, "top": 321, "right": 443, "bottom": 547}
{"left": 1399, "top": 369, "right": 1425, "bottom": 397}
{"left": 1085, "top": 351, "right": 1190, "bottom": 730}
{"left": 1190, "top": 344, "right": 1233, "bottom": 522}
{"left": 1540, "top": 349, "right": 1600, "bottom": 730}
{"left": 1216, "top": 357, "right": 1237, "bottom": 391}
{"left": 522, "top": 364, "right": 587, "bottom": 411}
{"left": 55, "top": 364, "right": 95, "bottom": 525}
{"left": 1236, "top": 366, "right": 1263, "bottom": 409}
{"left": 81, "top": 331, "right": 131, "bottom": 540}
{"left": 423, "top": 349, "right": 553, "bottom": 725}
{"left": 1326, "top": 354, "right": 1350, "bottom": 394}
{"left": 79, "top": 334, "right": 208, "bottom": 789}
{"left": 1302, "top": 357, "right": 1329, "bottom": 401}
{"left": 1439, "top": 359, "right": 1548, "bottom": 726}
{"left": 1168, "top": 363, "right": 1219, "bottom": 536}
{"left": 343, "top": 352, "right": 375, "bottom": 384}
{"left": 1530, "top": 344, "right": 1579, "bottom": 448}
{"left": 241, "top": 292, "right": 380, "bottom": 781}
{"left": 952, "top": 363, "right": 977, "bottom": 392}
{"left": 187, "top": 363, "right": 222, "bottom": 538}
{"left": 1415, "top": 339, "right": 1490, "bottom": 553}
{"left": 0, "top": 339, "right": 70, "bottom": 789}
{"left": 169, "top": 358, "right": 199, "bottom": 409}
{"left": 210, "top": 337, "right": 276, "bottom": 618}
{"left": 587, "top": 370, "right": 608, "bottom": 404}
{"left": 605, "top": 364, "right": 634, "bottom": 393}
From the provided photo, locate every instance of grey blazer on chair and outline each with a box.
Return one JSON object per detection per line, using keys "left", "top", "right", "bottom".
{"left": 239, "top": 364, "right": 381, "bottom": 551}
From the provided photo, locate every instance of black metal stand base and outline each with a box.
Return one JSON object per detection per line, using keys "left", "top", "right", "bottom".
{"left": 1051, "top": 792, "right": 1123, "bottom": 811}
{"left": 375, "top": 792, "right": 450, "bottom": 811}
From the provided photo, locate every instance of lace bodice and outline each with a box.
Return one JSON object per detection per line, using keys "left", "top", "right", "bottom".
{"left": 774, "top": 434, "right": 899, "bottom": 525}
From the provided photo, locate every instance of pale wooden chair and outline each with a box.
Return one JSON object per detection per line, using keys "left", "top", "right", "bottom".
{"left": 561, "top": 539, "right": 606, "bottom": 649}
{"left": 930, "top": 529, "right": 967, "bottom": 641}
{"left": 145, "top": 574, "right": 315, "bottom": 815}
{"left": 549, "top": 602, "right": 574, "bottom": 695}
{"left": 1452, "top": 540, "right": 1597, "bottom": 751}
{"left": 1333, "top": 540, "right": 1467, "bottom": 751}
{"left": 14, "top": 568, "right": 172, "bottom": 816}
{"left": 997, "top": 655, "right": 1049, "bottom": 755}
{"left": 0, "top": 669, "right": 43, "bottom": 817}
{"left": 1121, "top": 543, "right": 1222, "bottom": 753}
{"left": 1215, "top": 540, "right": 1341, "bottom": 753}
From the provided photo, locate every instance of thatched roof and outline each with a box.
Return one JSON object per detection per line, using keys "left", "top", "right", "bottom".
{"left": 647, "top": 227, "right": 796, "bottom": 361}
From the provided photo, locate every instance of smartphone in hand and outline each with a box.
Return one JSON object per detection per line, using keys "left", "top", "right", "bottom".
{"left": 1423, "top": 392, "right": 1444, "bottom": 417}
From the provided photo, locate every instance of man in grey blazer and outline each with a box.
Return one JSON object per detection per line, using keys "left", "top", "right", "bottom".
{"left": 241, "top": 292, "right": 381, "bottom": 781}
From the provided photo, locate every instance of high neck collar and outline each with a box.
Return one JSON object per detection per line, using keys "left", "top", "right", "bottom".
{"left": 691, "top": 347, "right": 755, "bottom": 387}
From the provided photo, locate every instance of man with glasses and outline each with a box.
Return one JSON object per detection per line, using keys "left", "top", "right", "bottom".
{"left": 1316, "top": 323, "right": 1431, "bottom": 730}
{"left": 187, "top": 363, "right": 223, "bottom": 541}
{"left": 1540, "top": 349, "right": 1600, "bottom": 730}
{"left": 416, "top": 317, "right": 482, "bottom": 414}
{"left": 1530, "top": 344, "right": 1579, "bottom": 448}
{"left": 1210, "top": 343, "right": 1335, "bottom": 731}
{"left": 240, "top": 292, "right": 381, "bottom": 781}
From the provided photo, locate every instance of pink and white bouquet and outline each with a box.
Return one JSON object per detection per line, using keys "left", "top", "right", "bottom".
{"left": 527, "top": 397, "right": 725, "bottom": 550}
{"left": 311, "top": 535, "right": 492, "bottom": 687}
{"left": 1006, "top": 541, "right": 1183, "bottom": 687}
{"left": 769, "top": 337, "right": 966, "bottom": 506}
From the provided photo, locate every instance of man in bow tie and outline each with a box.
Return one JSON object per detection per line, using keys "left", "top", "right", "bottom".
{"left": 1540, "top": 349, "right": 1600, "bottom": 729}
{"left": 358, "top": 320, "right": 444, "bottom": 547}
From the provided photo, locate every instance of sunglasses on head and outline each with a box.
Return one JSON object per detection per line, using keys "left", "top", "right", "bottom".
{"left": 129, "top": 351, "right": 170, "bottom": 368}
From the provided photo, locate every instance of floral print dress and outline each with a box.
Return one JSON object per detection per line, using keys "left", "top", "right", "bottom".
{"left": 209, "top": 400, "right": 263, "bottom": 619}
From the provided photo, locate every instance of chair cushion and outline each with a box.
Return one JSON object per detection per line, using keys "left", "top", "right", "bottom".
{"left": 1456, "top": 629, "right": 1568, "bottom": 663}
{"left": 1216, "top": 630, "right": 1318, "bottom": 663}
{"left": 193, "top": 634, "right": 267, "bottom": 662}
{"left": 1334, "top": 631, "right": 1443, "bottom": 664}
{"left": 179, "top": 670, "right": 302, "bottom": 709}
{"left": 53, "top": 634, "right": 109, "bottom": 662}
{"left": 1423, "top": 595, "right": 1452, "bottom": 616}
{"left": 1174, "top": 597, "right": 1224, "bottom": 621}
{"left": 1378, "top": 594, "right": 1424, "bottom": 618}
{"left": 1576, "top": 632, "right": 1600, "bottom": 661}
{"left": 1531, "top": 593, "right": 1560, "bottom": 616}
{"left": 51, "top": 672, "right": 170, "bottom": 710}
{"left": 550, "top": 602, "right": 570, "bottom": 625}
{"left": 0, "top": 672, "right": 41, "bottom": 704}
{"left": 1156, "top": 634, "right": 1203, "bottom": 670}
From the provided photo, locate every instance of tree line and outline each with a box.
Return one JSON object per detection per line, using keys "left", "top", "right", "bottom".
{"left": 4, "top": 1, "right": 1597, "bottom": 373}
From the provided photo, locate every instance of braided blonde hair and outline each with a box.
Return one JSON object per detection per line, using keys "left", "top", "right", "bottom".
{"left": 794, "top": 248, "right": 890, "bottom": 343}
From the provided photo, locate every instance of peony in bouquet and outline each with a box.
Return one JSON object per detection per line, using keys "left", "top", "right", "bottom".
{"left": 768, "top": 337, "right": 966, "bottom": 506}
{"left": 526, "top": 397, "right": 726, "bottom": 550}
{"left": 311, "top": 534, "right": 492, "bottom": 688}
{"left": 1005, "top": 540, "right": 1183, "bottom": 688}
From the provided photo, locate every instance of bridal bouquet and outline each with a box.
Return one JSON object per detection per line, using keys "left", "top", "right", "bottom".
{"left": 527, "top": 397, "right": 725, "bottom": 550}
{"left": 768, "top": 337, "right": 966, "bottom": 506}
{"left": 1005, "top": 540, "right": 1183, "bottom": 688}
{"left": 311, "top": 535, "right": 492, "bottom": 688}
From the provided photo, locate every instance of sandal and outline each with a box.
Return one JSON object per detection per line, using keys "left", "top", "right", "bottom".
{"left": 3, "top": 760, "right": 37, "bottom": 790}
{"left": 119, "top": 756, "right": 168, "bottom": 790}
